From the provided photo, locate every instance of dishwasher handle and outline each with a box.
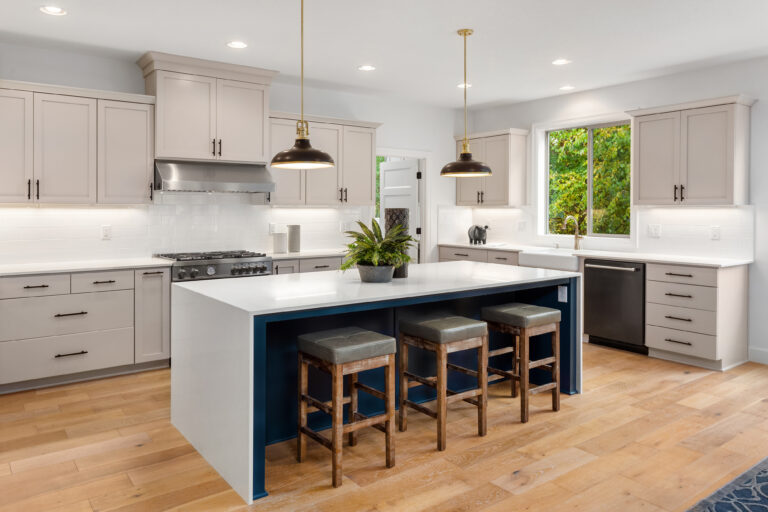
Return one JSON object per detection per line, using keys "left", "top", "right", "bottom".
{"left": 584, "top": 263, "right": 638, "bottom": 272}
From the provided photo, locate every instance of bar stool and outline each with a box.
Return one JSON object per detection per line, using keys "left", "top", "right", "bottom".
{"left": 398, "top": 314, "right": 488, "bottom": 451}
{"left": 297, "top": 326, "right": 396, "bottom": 488}
{"left": 481, "top": 303, "right": 561, "bottom": 423}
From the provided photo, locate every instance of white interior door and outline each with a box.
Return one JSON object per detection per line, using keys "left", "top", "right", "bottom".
{"left": 380, "top": 158, "right": 421, "bottom": 262}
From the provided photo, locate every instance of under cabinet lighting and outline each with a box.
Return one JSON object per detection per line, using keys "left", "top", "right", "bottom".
{"left": 357, "top": 64, "right": 376, "bottom": 71}
{"left": 40, "top": 5, "right": 67, "bottom": 15}
{"left": 552, "top": 58, "right": 571, "bottom": 66}
{"left": 457, "top": 83, "right": 472, "bottom": 88}
{"left": 227, "top": 41, "right": 248, "bottom": 49}
{"left": 559, "top": 84, "right": 575, "bottom": 91}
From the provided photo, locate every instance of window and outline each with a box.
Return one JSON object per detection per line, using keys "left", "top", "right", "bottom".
{"left": 375, "top": 155, "right": 387, "bottom": 218}
{"left": 547, "top": 122, "right": 631, "bottom": 236}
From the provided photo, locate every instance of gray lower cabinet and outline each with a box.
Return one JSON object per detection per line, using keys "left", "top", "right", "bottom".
{"left": 134, "top": 268, "right": 171, "bottom": 363}
{"left": 299, "top": 257, "right": 343, "bottom": 273}
{"left": 274, "top": 259, "right": 300, "bottom": 274}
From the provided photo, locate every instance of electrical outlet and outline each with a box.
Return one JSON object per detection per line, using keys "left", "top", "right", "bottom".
{"left": 710, "top": 226, "right": 721, "bottom": 241}
{"left": 648, "top": 224, "right": 662, "bottom": 238}
{"left": 101, "top": 225, "right": 112, "bottom": 241}
{"left": 558, "top": 286, "right": 568, "bottom": 303}
{"left": 517, "top": 220, "right": 527, "bottom": 232}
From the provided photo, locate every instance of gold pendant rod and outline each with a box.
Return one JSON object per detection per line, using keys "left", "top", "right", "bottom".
{"left": 300, "top": 0, "right": 304, "bottom": 124}
{"left": 457, "top": 28, "right": 473, "bottom": 154}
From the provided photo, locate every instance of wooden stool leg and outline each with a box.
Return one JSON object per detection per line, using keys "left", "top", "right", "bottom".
{"left": 348, "top": 373, "right": 358, "bottom": 446}
{"left": 297, "top": 353, "right": 308, "bottom": 463}
{"left": 477, "top": 335, "right": 488, "bottom": 437}
{"left": 385, "top": 356, "right": 396, "bottom": 468}
{"left": 511, "top": 334, "right": 519, "bottom": 398}
{"left": 552, "top": 323, "right": 561, "bottom": 412}
{"left": 436, "top": 344, "right": 448, "bottom": 451}
{"left": 331, "top": 364, "right": 344, "bottom": 487}
{"left": 520, "top": 328, "right": 530, "bottom": 423}
{"left": 398, "top": 338, "right": 408, "bottom": 432}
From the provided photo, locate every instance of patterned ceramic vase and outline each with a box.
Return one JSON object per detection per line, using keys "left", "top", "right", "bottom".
{"left": 385, "top": 208, "right": 410, "bottom": 278}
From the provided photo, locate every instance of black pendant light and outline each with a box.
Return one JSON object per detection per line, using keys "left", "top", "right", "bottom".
{"left": 271, "top": 0, "right": 334, "bottom": 170}
{"left": 441, "top": 29, "right": 491, "bottom": 177}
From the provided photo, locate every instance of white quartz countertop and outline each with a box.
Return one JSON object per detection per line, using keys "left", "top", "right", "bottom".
{"left": 0, "top": 257, "right": 173, "bottom": 277}
{"left": 268, "top": 248, "right": 346, "bottom": 260}
{"left": 438, "top": 243, "right": 751, "bottom": 268}
{"left": 174, "top": 261, "right": 580, "bottom": 316}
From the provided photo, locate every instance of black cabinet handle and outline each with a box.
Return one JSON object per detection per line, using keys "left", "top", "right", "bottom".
{"left": 674, "top": 184, "right": 678, "bottom": 202}
{"left": 212, "top": 139, "right": 216, "bottom": 156}
{"left": 314, "top": 265, "right": 330, "bottom": 269}
{"left": 54, "top": 311, "right": 88, "bottom": 318}
{"left": 665, "top": 272, "right": 693, "bottom": 278}
{"left": 339, "top": 188, "right": 343, "bottom": 202}
{"left": 344, "top": 188, "right": 348, "bottom": 202}
{"left": 665, "top": 338, "right": 692, "bottom": 346}
{"left": 149, "top": 183, "right": 153, "bottom": 201}
{"left": 218, "top": 139, "right": 222, "bottom": 157}
{"left": 476, "top": 191, "right": 480, "bottom": 204}
{"left": 143, "top": 271, "right": 164, "bottom": 275}
{"left": 55, "top": 350, "right": 88, "bottom": 358}
{"left": 680, "top": 184, "right": 685, "bottom": 201}
{"left": 495, "top": 257, "right": 507, "bottom": 260}
{"left": 665, "top": 292, "right": 693, "bottom": 298}
{"left": 36, "top": 179, "right": 39, "bottom": 200}
{"left": 27, "top": 179, "right": 31, "bottom": 200}
{"left": 664, "top": 315, "right": 692, "bottom": 322}
{"left": 454, "top": 253, "right": 469, "bottom": 257}
{"left": 92, "top": 280, "right": 116, "bottom": 285}
{"left": 480, "top": 191, "right": 485, "bottom": 203}
{"left": 23, "top": 284, "right": 49, "bottom": 289}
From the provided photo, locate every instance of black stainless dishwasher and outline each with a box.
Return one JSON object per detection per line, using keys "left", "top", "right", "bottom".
{"left": 584, "top": 259, "right": 646, "bottom": 354}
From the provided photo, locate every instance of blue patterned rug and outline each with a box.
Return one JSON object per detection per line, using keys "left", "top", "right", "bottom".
{"left": 689, "top": 457, "right": 768, "bottom": 511}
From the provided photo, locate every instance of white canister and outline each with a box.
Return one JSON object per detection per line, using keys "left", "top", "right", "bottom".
{"left": 272, "top": 233, "right": 288, "bottom": 254}
{"left": 287, "top": 225, "right": 301, "bottom": 252}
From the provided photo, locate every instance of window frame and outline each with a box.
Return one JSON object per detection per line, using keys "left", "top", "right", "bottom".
{"left": 545, "top": 120, "right": 631, "bottom": 239}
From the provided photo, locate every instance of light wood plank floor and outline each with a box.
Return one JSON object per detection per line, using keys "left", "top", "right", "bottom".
{"left": 1, "top": 343, "right": 768, "bottom": 511}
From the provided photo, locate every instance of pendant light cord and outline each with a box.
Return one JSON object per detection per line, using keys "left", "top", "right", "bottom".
{"left": 296, "top": 0, "right": 307, "bottom": 138}
{"left": 463, "top": 30, "right": 468, "bottom": 152}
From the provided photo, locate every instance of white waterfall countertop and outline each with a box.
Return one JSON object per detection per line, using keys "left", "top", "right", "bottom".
{"left": 173, "top": 260, "right": 580, "bottom": 316}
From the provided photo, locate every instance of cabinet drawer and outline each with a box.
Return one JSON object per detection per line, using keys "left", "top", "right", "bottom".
{"left": 646, "top": 303, "right": 716, "bottom": 335}
{"left": 646, "top": 281, "right": 717, "bottom": 311}
{"left": 438, "top": 247, "right": 488, "bottom": 262}
{"left": 0, "top": 290, "right": 133, "bottom": 342}
{"left": 0, "top": 327, "right": 134, "bottom": 384}
{"left": 71, "top": 270, "right": 134, "bottom": 293}
{"left": 299, "top": 257, "right": 343, "bottom": 273}
{"left": 646, "top": 325, "right": 717, "bottom": 360}
{"left": 488, "top": 251, "right": 519, "bottom": 265}
{"left": 274, "top": 259, "right": 300, "bottom": 274}
{"left": 0, "top": 274, "right": 70, "bottom": 299}
{"left": 647, "top": 264, "right": 717, "bottom": 287}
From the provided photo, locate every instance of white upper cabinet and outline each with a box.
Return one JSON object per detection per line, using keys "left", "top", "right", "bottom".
{"left": 0, "top": 89, "right": 33, "bottom": 203}
{"left": 341, "top": 126, "right": 375, "bottom": 205}
{"left": 34, "top": 93, "right": 97, "bottom": 204}
{"left": 269, "top": 118, "right": 305, "bottom": 205}
{"left": 629, "top": 96, "right": 752, "bottom": 206}
{"left": 216, "top": 79, "right": 268, "bottom": 163}
{"left": 139, "top": 52, "right": 276, "bottom": 165}
{"left": 98, "top": 100, "right": 154, "bottom": 204}
{"left": 455, "top": 129, "right": 528, "bottom": 207}
{"left": 305, "top": 122, "right": 342, "bottom": 205}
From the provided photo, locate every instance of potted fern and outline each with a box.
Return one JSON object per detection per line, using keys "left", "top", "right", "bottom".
{"left": 341, "top": 219, "right": 415, "bottom": 283}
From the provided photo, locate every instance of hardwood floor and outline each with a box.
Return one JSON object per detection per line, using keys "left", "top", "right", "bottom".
{"left": 1, "top": 343, "right": 768, "bottom": 511}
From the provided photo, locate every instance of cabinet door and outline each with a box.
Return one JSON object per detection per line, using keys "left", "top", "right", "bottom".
{"left": 455, "top": 138, "right": 484, "bottom": 205}
{"left": 97, "top": 101, "right": 154, "bottom": 204}
{"left": 274, "top": 259, "right": 299, "bottom": 274}
{"left": 269, "top": 118, "right": 305, "bottom": 205}
{"left": 480, "top": 134, "right": 510, "bottom": 206}
{"left": 680, "top": 105, "right": 734, "bottom": 205}
{"left": 34, "top": 93, "right": 97, "bottom": 204}
{"left": 633, "top": 112, "right": 680, "bottom": 205}
{"left": 154, "top": 71, "right": 217, "bottom": 160}
{"left": 216, "top": 79, "right": 268, "bottom": 163}
{"left": 305, "top": 123, "right": 342, "bottom": 205}
{"left": 134, "top": 268, "right": 171, "bottom": 363}
{"left": 0, "top": 89, "right": 33, "bottom": 203}
{"left": 341, "top": 126, "right": 375, "bottom": 205}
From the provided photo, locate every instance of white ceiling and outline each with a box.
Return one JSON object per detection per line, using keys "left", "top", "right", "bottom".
{"left": 2, "top": 0, "right": 768, "bottom": 108}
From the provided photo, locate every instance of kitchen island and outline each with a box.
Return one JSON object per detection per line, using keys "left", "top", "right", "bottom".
{"left": 170, "top": 261, "right": 581, "bottom": 504}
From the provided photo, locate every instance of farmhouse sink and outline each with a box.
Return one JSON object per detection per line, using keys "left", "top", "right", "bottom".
{"left": 518, "top": 247, "right": 579, "bottom": 271}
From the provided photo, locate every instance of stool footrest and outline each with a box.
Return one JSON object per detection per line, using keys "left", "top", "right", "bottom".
{"left": 353, "top": 412, "right": 387, "bottom": 434}
{"left": 446, "top": 388, "right": 481, "bottom": 405}
{"left": 488, "top": 346, "right": 515, "bottom": 358}
{"left": 529, "top": 356, "right": 556, "bottom": 370}
{"left": 303, "top": 394, "right": 351, "bottom": 415}
{"left": 355, "top": 382, "right": 386, "bottom": 401}
{"left": 488, "top": 366, "right": 515, "bottom": 378}
{"left": 404, "top": 371, "right": 437, "bottom": 389}
{"left": 344, "top": 413, "right": 388, "bottom": 434}
{"left": 529, "top": 382, "right": 557, "bottom": 395}
{"left": 405, "top": 399, "right": 438, "bottom": 419}
{"left": 488, "top": 374, "right": 507, "bottom": 384}
{"left": 446, "top": 362, "right": 478, "bottom": 377}
{"left": 300, "top": 426, "right": 332, "bottom": 449}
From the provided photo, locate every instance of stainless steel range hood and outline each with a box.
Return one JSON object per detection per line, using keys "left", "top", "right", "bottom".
{"left": 154, "top": 160, "right": 276, "bottom": 194}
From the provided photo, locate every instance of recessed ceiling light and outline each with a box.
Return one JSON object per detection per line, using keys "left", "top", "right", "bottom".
{"left": 457, "top": 83, "right": 472, "bottom": 88}
{"left": 226, "top": 41, "right": 248, "bottom": 49}
{"left": 40, "top": 5, "right": 67, "bottom": 15}
{"left": 552, "top": 58, "right": 572, "bottom": 66}
{"left": 357, "top": 65, "right": 376, "bottom": 71}
{"left": 559, "top": 85, "right": 575, "bottom": 91}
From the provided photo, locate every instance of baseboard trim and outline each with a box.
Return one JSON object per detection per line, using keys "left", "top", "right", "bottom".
{"left": 749, "top": 347, "right": 768, "bottom": 365}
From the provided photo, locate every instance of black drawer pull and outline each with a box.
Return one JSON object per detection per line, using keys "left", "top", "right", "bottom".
{"left": 664, "top": 315, "right": 692, "bottom": 322}
{"left": 23, "top": 284, "right": 49, "bottom": 289}
{"left": 665, "top": 272, "right": 693, "bottom": 278}
{"left": 143, "top": 271, "right": 164, "bottom": 275}
{"left": 92, "top": 280, "right": 116, "bottom": 285}
{"left": 665, "top": 338, "right": 692, "bottom": 346}
{"left": 55, "top": 350, "right": 88, "bottom": 358}
{"left": 454, "top": 253, "right": 469, "bottom": 257}
{"left": 314, "top": 265, "right": 330, "bottom": 269}
{"left": 495, "top": 257, "right": 507, "bottom": 260}
{"left": 54, "top": 311, "right": 88, "bottom": 318}
{"left": 665, "top": 292, "right": 693, "bottom": 298}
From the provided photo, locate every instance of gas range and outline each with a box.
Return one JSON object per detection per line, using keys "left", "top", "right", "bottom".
{"left": 156, "top": 250, "right": 273, "bottom": 282}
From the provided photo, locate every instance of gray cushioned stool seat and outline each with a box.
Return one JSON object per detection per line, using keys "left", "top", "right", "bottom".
{"left": 399, "top": 315, "right": 487, "bottom": 344}
{"left": 298, "top": 326, "right": 396, "bottom": 364}
{"left": 482, "top": 302, "right": 561, "bottom": 328}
